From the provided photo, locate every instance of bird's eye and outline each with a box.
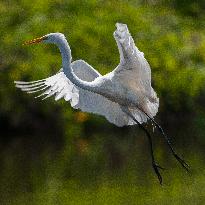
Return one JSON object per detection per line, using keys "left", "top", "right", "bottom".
{"left": 43, "top": 36, "right": 48, "bottom": 40}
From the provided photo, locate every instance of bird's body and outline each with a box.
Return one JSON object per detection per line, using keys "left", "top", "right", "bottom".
{"left": 15, "top": 23, "right": 189, "bottom": 184}
{"left": 15, "top": 23, "right": 159, "bottom": 126}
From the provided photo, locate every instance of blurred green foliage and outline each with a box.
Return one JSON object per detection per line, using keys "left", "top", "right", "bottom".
{"left": 1, "top": 0, "right": 205, "bottom": 204}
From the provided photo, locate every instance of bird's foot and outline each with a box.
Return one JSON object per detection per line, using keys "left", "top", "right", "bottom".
{"left": 152, "top": 162, "right": 165, "bottom": 185}
{"left": 174, "top": 153, "right": 190, "bottom": 172}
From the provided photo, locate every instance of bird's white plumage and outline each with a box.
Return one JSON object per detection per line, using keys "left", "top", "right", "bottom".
{"left": 15, "top": 23, "right": 159, "bottom": 127}
{"left": 15, "top": 60, "right": 133, "bottom": 126}
{"left": 113, "top": 23, "right": 159, "bottom": 118}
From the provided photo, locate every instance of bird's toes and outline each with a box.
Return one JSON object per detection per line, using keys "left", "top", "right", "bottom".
{"left": 155, "top": 164, "right": 165, "bottom": 170}
{"left": 174, "top": 154, "right": 190, "bottom": 172}
{"left": 152, "top": 162, "right": 164, "bottom": 185}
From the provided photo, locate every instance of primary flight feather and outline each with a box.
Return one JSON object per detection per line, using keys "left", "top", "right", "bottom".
{"left": 14, "top": 23, "right": 189, "bottom": 184}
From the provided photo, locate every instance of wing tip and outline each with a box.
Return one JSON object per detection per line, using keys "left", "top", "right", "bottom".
{"left": 116, "top": 22, "right": 128, "bottom": 31}
{"left": 14, "top": 79, "right": 46, "bottom": 85}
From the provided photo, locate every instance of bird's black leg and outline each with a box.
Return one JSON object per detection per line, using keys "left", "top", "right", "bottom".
{"left": 121, "top": 107, "right": 164, "bottom": 184}
{"left": 137, "top": 121, "right": 165, "bottom": 185}
{"left": 143, "top": 113, "right": 190, "bottom": 172}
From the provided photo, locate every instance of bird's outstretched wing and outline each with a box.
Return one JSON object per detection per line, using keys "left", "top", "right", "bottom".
{"left": 15, "top": 60, "right": 136, "bottom": 127}
{"left": 113, "top": 23, "right": 152, "bottom": 95}
{"left": 113, "top": 23, "right": 159, "bottom": 118}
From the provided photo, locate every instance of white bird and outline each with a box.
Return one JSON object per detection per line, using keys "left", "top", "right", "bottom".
{"left": 14, "top": 23, "right": 189, "bottom": 184}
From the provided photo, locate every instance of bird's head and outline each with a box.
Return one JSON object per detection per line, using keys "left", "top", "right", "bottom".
{"left": 23, "top": 33, "right": 66, "bottom": 45}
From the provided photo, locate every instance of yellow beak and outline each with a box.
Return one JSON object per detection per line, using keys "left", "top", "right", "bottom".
{"left": 23, "top": 36, "right": 47, "bottom": 45}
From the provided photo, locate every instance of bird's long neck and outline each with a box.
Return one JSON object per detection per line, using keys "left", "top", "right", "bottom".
{"left": 57, "top": 37, "right": 99, "bottom": 93}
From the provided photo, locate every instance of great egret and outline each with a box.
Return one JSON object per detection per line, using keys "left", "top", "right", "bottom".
{"left": 14, "top": 23, "right": 189, "bottom": 184}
